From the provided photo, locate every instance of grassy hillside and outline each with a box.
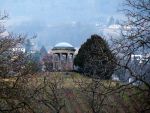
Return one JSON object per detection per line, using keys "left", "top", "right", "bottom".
{"left": 0, "top": 72, "right": 148, "bottom": 113}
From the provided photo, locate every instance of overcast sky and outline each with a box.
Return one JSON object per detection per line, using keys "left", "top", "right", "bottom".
{"left": 0, "top": 0, "right": 124, "bottom": 48}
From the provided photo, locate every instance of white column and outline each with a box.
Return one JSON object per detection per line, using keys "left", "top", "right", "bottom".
{"left": 59, "top": 53, "right": 62, "bottom": 70}
{"left": 71, "top": 53, "right": 74, "bottom": 70}
{"left": 67, "top": 53, "right": 69, "bottom": 63}
{"left": 53, "top": 54, "right": 55, "bottom": 70}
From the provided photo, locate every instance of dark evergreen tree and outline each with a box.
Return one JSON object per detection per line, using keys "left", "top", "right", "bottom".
{"left": 40, "top": 45, "right": 47, "bottom": 60}
{"left": 74, "top": 34, "right": 116, "bottom": 79}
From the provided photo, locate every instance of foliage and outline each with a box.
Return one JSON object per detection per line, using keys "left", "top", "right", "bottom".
{"left": 0, "top": 34, "right": 26, "bottom": 77}
{"left": 42, "top": 54, "right": 53, "bottom": 71}
{"left": 25, "top": 51, "right": 42, "bottom": 73}
{"left": 74, "top": 34, "right": 116, "bottom": 79}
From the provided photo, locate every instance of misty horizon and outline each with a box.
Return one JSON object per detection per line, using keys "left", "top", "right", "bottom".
{"left": 0, "top": 0, "right": 124, "bottom": 49}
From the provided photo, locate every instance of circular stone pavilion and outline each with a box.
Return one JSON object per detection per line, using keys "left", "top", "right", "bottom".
{"left": 52, "top": 42, "right": 76, "bottom": 71}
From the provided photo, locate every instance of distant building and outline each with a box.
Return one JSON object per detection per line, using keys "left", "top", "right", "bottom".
{"left": 11, "top": 43, "right": 26, "bottom": 53}
{"left": 112, "top": 74, "right": 120, "bottom": 81}
{"left": 131, "top": 54, "right": 149, "bottom": 64}
{"left": 114, "top": 53, "right": 150, "bottom": 84}
{"left": 10, "top": 39, "right": 37, "bottom": 54}
{"left": 12, "top": 47, "right": 25, "bottom": 53}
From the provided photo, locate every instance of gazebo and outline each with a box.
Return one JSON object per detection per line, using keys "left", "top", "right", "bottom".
{"left": 52, "top": 42, "right": 76, "bottom": 71}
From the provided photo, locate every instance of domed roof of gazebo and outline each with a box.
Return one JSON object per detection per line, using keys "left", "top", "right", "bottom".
{"left": 52, "top": 42, "right": 75, "bottom": 51}
{"left": 54, "top": 42, "right": 73, "bottom": 48}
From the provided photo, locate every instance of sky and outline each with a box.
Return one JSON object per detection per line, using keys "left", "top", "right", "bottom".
{"left": 0, "top": 0, "right": 124, "bottom": 49}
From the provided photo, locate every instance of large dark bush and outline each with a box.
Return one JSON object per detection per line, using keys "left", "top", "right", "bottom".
{"left": 74, "top": 34, "right": 116, "bottom": 79}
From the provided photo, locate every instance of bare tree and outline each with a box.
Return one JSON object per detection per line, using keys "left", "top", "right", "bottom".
{"left": 0, "top": 11, "right": 37, "bottom": 113}
{"left": 109, "top": 0, "right": 150, "bottom": 112}
{"left": 36, "top": 73, "right": 65, "bottom": 113}
{"left": 118, "top": 0, "right": 150, "bottom": 92}
{"left": 0, "top": 11, "right": 66, "bottom": 113}
{"left": 72, "top": 1, "right": 150, "bottom": 113}
{"left": 72, "top": 70, "right": 119, "bottom": 113}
